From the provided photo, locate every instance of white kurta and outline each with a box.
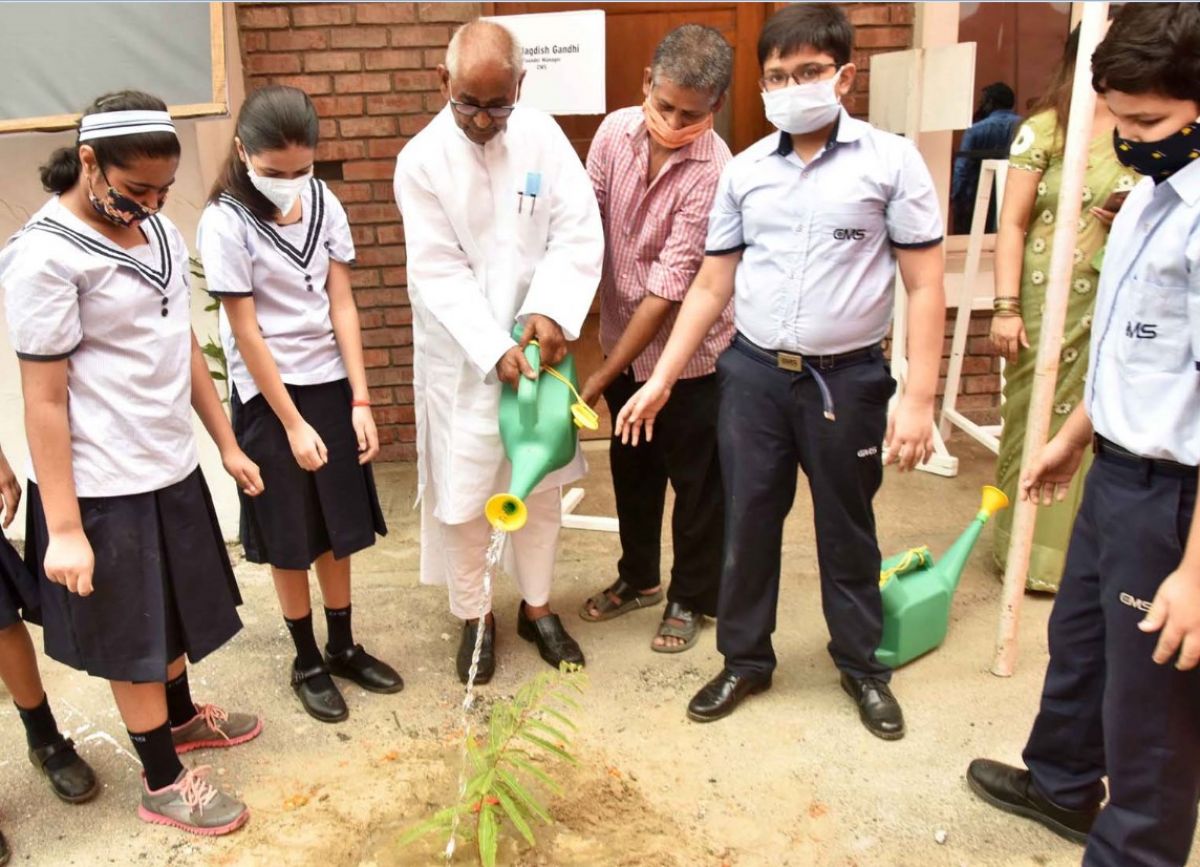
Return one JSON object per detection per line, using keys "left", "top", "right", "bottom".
{"left": 394, "top": 105, "right": 603, "bottom": 582}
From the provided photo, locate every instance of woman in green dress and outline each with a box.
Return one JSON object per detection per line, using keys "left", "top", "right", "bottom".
{"left": 990, "top": 26, "right": 1137, "bottom": 592}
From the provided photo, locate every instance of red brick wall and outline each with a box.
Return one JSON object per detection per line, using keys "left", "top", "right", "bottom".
{"left": 235, "top": 1, "right": 998, "bottom": 461}
{"left": 236, "top": 2, "right": 481, "bottom": 461}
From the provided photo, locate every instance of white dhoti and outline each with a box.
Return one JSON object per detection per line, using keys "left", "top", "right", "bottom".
{"left": 422, "top": 487, "right": 562, "bottom": 620}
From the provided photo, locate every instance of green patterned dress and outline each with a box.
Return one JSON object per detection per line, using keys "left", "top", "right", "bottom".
{"left": 992, "top": 110, "right": 1138, "bottom": 592}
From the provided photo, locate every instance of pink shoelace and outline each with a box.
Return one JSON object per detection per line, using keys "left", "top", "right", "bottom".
{"left": 195, "top": 703, "right": 231, "bottom": 740}
{"left": 176, "top": 766, "right": 219, "bottom": 812}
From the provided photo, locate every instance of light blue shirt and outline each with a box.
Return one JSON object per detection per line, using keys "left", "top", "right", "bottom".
{"left": 1086, "top": 156, "right": 1200, "bottom": 465}
{"left": 704, "top": 109, "right": 943, "bottom": 355}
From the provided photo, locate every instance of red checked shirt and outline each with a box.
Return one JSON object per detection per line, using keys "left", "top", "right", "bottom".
{"left": 586, "top": 106, "right": 733, "bottom": 382}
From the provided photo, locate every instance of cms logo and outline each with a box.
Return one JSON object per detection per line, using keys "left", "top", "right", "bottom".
{"left": 1125, "top": 321, "right": 1158, "bottom": 339}
{"left": 1119, "top": 592, "right": 1152, "bottom": 612}
{"left": 833, "top": 228, "right": 866, "bottom": 241}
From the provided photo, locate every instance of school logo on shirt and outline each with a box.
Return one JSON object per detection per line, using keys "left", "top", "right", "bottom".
{"left": 833, "top": 228, "right": 867, "bottom": 241}
{"left": 1125, "top": 321, "right": 1158, "bottom": 340}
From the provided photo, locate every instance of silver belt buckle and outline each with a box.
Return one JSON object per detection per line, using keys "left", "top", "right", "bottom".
{"left": 777, "top": 351, "right": 803, "bottom": 372}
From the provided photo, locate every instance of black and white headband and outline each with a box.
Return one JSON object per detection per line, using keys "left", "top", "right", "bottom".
{"left": 78, "top": 110, "right": 176, "bottom": 142}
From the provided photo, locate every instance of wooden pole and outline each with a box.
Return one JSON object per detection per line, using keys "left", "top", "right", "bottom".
{"left": 991, "top": 1, "right": 1109, "bottom": 676}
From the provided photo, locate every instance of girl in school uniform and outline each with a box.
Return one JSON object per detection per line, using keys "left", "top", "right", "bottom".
{"left": 198, "top": 85, "right": 401, "bottom": 724}
{"left": 0, "top": 443, "right": 98, "bottom": 864}
{"left": 0, "top": 91, "right": 263, "bottom": 836}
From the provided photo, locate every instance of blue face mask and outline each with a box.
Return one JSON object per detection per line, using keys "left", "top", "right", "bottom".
{"left": 1113, "top": 119, "right": 1200, "bottom": 181}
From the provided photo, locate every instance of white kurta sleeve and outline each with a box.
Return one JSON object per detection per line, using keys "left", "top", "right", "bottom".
{"left": 0, "top": 239, "right": 82, "bottom": 361}
{"left": 516, "top": 122, "right": 603, "bottom": 342}
{"left": 394, "top": 157, "right": 515, "bottom": 380}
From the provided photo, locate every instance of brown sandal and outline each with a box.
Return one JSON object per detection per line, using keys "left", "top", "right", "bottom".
{"left": 579, "top": 579, "right": 664, "bottom": 622}
{"left": 651, "top": 602, "right": 702, "bottom": 654}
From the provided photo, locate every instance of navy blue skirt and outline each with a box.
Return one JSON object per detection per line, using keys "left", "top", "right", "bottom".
{"left": 231, "top": 378, "right": 387, "bottom": 570}
{"left": 0, "top": 531, "right": 39, "bottom": 630}
{"left": 24, "top": 467, "right": 242, "bottom": 683}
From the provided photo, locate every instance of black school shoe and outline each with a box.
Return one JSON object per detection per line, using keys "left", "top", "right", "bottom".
{"left": 966, "top": 759, "right": 1098, "bottom": 845}
{"left": 840, "top": 672, "right": 906, "bottom": 740}
{"left": 325, "top": 644, "right": 404, "bottom": 694}
{"left": 516, "top": 603, "right": 585, "bottom": 669}
{"left": 457, "top": 618, "right": 496, "bottom": 685}
{"left": 291, "top": 659, "right": 349, "bottom": 723}
{"left": 28, "top": 737, "right": 99, "bottom": 803}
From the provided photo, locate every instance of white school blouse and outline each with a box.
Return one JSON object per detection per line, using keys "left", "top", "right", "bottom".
{"left": 0, "top": 198, "right": 198, "bottom": 497}
{"left": 196, "top": 179, "right": 356, "bottom": 402}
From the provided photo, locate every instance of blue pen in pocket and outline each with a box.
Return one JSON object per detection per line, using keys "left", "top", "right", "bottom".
{"left": 517, "top": 171, "right": 542, "bottom": 215}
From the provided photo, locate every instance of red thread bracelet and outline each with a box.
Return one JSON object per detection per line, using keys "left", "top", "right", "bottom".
{"left": 351, "top": 399, "right": 372, "bottom": 408}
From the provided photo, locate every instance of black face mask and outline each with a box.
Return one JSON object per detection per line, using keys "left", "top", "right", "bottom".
{"left": 87, "top": 169, "right": 159, "bottom": 227}
{"left": 1113, "top": 119, "right": 1200, "bottom": 181}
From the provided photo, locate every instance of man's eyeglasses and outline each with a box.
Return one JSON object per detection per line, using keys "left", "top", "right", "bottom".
{"left": 760, "top": 63, "right": 840, "bottom": 91}
{"left": 449, "top": 99, "right": 516, "bottom": 120}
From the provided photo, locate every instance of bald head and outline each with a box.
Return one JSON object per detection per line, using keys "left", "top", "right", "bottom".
{"left": 439, "top": 19, "right": 525, "bottom": 146}
{"left": 445, "top": 19, "right": 523, "bottom": 82}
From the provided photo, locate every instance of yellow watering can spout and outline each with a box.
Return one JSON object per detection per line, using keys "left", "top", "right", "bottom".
{"left": 485, "top": 492, "right": 528, "bottom": 533}
{"left": 980, "top": 485, "right": 1009, "bottom": 519}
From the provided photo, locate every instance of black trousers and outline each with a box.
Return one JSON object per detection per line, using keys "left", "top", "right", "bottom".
{"left": 604, "top": 371, "right": 723, "bottom": 616}
{"left": 1023, "top": 451, "right": 1200, "bottom": 867}
{"left": 714, "top": 338, "right": 894, "bottom": 680}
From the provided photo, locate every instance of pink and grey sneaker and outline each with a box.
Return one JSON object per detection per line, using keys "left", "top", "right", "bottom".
{"left": 138, "top": 766, "right": 249, "bottom": 836}
{"left": 171, "top": 704, "right": 262, "bottom": 755}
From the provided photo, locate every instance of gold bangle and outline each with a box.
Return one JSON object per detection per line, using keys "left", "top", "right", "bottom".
{"left": 992, "top": 309, "right": 1021, "bottom": 318}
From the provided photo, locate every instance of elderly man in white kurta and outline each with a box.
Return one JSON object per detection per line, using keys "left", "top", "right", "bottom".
{"left": 393, "top": 20, "right": 602, "bottom": 684}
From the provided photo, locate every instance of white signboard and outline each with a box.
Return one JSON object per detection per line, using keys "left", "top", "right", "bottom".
{"left": 486, "top": 10, "right": 606, "bottom": 115}
{"left": 869, "top": 43, "right": 976, "bottom": 134}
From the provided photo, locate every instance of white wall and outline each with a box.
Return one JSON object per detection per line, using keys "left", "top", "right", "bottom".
{"left": 0, "top": 7, "right": 244, "bottom": 541}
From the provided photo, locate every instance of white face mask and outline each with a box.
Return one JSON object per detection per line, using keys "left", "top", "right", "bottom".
{"left": 762, "top": 72, "right": 843, "bottom": 135}
{"left": 244, "top": 161, "right": 311, "bottom": 216}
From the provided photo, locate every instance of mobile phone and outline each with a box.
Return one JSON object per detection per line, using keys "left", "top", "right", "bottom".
{"left": 1101, "top": 190, "right": 1129, "bottom": 213}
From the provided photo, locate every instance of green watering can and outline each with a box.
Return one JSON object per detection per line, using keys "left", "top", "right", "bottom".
{"left": 484, "top": 325, "right": 599, "bottom": 533}
{"left": 876, "top": 485, "right": 1009, "bottom": 668}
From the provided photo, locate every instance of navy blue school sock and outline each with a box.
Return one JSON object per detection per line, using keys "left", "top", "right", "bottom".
{"left": 128, "top": 721, "right": 184, "bottom": 791}
{"left": 324, "top": 605, "right": 354, "bottom": 655}
{"left": 16, "top": 694, "right": 79, "bottom": 771}
{"left": 285, "top": 612, "right": 324, "bottom": 670}
{"left": 15, "top": 693, "right": 59, "bottom": 750}
{"left": 165, "top": 670, "right": 197, "bottom": 728}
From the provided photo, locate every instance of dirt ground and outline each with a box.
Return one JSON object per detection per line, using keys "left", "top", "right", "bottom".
{"left": 1, "top": 440, "right": 1192, "bottom": 866}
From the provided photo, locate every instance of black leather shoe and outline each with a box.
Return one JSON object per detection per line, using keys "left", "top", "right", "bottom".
{"left": 291, "top": 659, "right": 349, "bottom": 723}
{"left": 0, "top": 827, "right": 10, "bottom": 867}
{"left": 326, "top": 643, "right": 404, "bottom": 694}
{"left": 967, "top": 759, "right": 1097, "bottom": 844}
{"left": 28, "top": 737, "right": 99, "bottom": 803}
{"left": 517, "top": 604, "right": 585, "bottom": 669}
{"left": 686, "top": 668, "right": 772, "bottom": 723}
{"left": 840, "top": 672, "right": 905, "bottom": 740}
{"left": 458, "top": 618, "right": 496, "bottom": 685}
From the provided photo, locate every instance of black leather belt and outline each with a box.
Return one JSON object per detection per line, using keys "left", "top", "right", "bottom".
{"left": 732, "top": 333, "right": 880, "bottom": 372}
{"left": 1093, "top": 434, "right": 1197, "bottom": 479}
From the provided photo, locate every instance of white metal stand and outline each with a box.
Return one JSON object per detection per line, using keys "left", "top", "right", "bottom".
{"left": 940, "top": 158, "right": 1008, "bottom": 455}
{"left": 560, "top": 485, "right": 619, "bottom": 533}
{"left": 870, "top": 41, "right": 977, "bottom": 478}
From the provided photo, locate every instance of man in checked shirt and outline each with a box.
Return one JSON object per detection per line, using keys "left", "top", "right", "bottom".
{"left": 578, "top": 25, "right": 734, "bottom": 653}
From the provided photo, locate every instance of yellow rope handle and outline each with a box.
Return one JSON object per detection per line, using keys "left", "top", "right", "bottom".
{"left": 520, "top": 340, "right": 599, "bottom": 430}
{"left": 879, "top": 546, "right": 933, "bottom": 587}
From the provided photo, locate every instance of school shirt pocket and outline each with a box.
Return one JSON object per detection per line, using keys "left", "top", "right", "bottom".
{"left": 1115, "top": 276, "right": 1190, "bottom": 371}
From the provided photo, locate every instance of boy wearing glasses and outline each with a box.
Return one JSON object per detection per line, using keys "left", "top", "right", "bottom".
{"left": 393, "top": 20, "right": 603, "bottom": 684}
{"left": 615, "top": 4, "right": 946, "bottom": 737}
